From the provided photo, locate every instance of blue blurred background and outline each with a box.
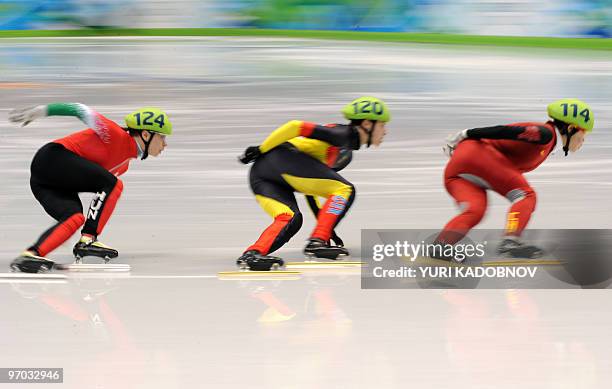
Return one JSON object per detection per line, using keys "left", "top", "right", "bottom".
{"left": 0, "top": 0, "right": 610, "bottom": 37}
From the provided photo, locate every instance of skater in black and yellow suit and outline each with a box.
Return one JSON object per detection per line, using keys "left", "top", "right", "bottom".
{"left": 238, "top": 96, "right": 390, "bottom": 270}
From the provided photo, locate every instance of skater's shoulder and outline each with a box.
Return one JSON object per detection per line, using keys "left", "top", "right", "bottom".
{"left": 506, "top": 121, "right": 553, "bottom": 129}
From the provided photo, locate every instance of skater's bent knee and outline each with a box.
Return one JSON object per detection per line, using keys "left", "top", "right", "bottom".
{"left": 101, "top": 178, "right": 124, "bottom": 200}
{"left": 275, "top": 212, "right": 303, "bottom": 235}
{"left": 347, "top": 183, "right": 356, "bottom": 199}
{"left": 506, "top": 186, "right": 536, "bottom": 203}
{"left": 100, "top": 173, "right": 117, "bottom": 188}
{"left": 99, "top": 175, "right": 122, "bottom": 192}
{"left": 333, "top": 182, "right": 354, "bottom": 200}
{"left": 110, "top": 178, "right": 124, "bottom": 193}
{"left": 287, "top": 212, "right": 303, "bottom": 233}
{"left": 68, "top": 213, "right": 85, "bottom": 229}
{"left": 72, "top": 213, "right": 86, "bottom": 227}
{"left": 460, "top": 202, "right": 486, "bottom": 225}
{"left": 60, "top": 212, "right": 85, "bottom": 228}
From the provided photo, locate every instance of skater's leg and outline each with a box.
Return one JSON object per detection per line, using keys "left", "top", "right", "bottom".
{"left": 81, "top": 177, "right": 123, "bottom": 237}
{"left": 491, "top": 173, "right": 542, "bottom": 258}
{"left": 437, "top": 177, "right": 487, "bottom": 244}
{"left": 312, "top": 182, "right": 355, "bottom": 242}
{"left": 246, "top": 179, "right": 302, "bottom": 255}
{"left": 28, "top": 180, "right": 85, "bottom": 257}
{"left": 30, "top": 143, "right": 124, "bottom": 239}
{"left": 260, "top": 148, "right": 354, "bottom": 258}
{"left": 496, "top": 174, "right": 537, "bottom": 238}
{"left": 281, "top": 173, "right": 355, "bottom": 242}
{"left": 260, "top": 145, "right": 356, "bottom": 242}
{"left": 11, "top": 181, "right": 84, "bottom": 272}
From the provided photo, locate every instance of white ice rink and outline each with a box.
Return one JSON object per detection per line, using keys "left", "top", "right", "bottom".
{"left": 1, "top": 37, "right": 611, "bottom": 388}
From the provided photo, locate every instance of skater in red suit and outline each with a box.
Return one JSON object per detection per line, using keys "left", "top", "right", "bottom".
{"left": 437, "top": 99, "right": 593, "bottom": 259}
{"left": 8, "top": 103, "right": 172, "bottom": 273}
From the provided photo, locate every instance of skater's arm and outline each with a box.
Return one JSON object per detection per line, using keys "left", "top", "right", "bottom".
{"left": 259, "top": 121, "right": 353, "bottom": 153}
{"left": 47, "top": 103, "right": 115, "bottom": 142}
{"left": 259, "top": 120, "right": 316, "bottom": 153}
{"left": 46, "top": 103, "right": 96, "bottom": 124}
{"left": 36, "top": 103, "right": 111, "bottom": 141}
{"left": 9, "top": 103, "right": 113, "bottom": 140}
{"left": 466, "top": 125, "right": 553, "bottom": 144}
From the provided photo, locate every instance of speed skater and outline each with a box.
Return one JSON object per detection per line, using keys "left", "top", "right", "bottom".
{"left": 437, "top": 98, "right": 593, "bottom": 260}
{"left": 8, "top": 103, "right": 172, "bottom": 273}
{"left": 237, "top": 96, "right": 391, "bottom": 270}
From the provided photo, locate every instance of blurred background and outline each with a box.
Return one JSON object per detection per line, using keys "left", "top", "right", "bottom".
{"left": 1, "top": 2, "right": 611, "bottom": 389}
{"left": 0, "top": 0, "right": 610, "bottom": 37}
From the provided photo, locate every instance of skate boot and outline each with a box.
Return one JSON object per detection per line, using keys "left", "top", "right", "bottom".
{"left": 303, "top": 238, "right": 349, "bottom": 260}
{"left": 10, "top": 251, "right": 55, "bottom": 273}
{"left": 73, "top": 236, "right": 119, "bottom": 263}
{"left": 497, "top": 238, "right": 544, "bottom": 259}
{"left": 236, "top": 250, "right": 284, "bottom": 271}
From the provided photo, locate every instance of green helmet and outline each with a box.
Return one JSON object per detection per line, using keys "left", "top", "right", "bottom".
{"left": 125, "top": 107, "right": 172, "bottom": 135}
{"left": 342, "top": 96, "right": 390, "bottom": 122}
{"left": 547, "top": 99, "right": 593, "bottom": 132}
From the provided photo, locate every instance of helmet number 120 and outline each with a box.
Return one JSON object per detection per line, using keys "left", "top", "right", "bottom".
{"left": 352, "top": 101, "right": 384, "bottom": 116}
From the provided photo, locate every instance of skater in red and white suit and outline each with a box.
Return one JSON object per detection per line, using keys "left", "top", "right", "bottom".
{"left": 437, "top": 99, "right": 593, "bottom": 258}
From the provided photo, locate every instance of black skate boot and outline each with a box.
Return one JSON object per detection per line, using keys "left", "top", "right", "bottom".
{"left": 73, "top": 236, "right": 119, "bottom": 263}
{"left": 10, "top": 251, "right": 55, "bottom": 273}
{"left": 236, "top": 250, "right": 285, "bottom": 271}
{"left": 303, "top": 238, "right": 349, "bottom": 260}
{"left": 497, "top": 238, "right": 544, "bottom": 259}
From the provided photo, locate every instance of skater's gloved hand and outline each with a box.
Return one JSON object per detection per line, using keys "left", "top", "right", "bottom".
{"left": 239, "top": 145, "right": 262, "bottom": 164}
{"left": 8, "top": 105, "right": 47, "bottom": 127}
{"left": 443, "top": 129, "right": 469, "bottom": 157}
{"left": 330, "top": 230, "right": 344, "bottom": 247}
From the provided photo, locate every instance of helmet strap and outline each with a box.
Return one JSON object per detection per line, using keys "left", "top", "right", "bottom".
{"left": 140, "top": 131, "right": 154, "bottom": 160}
{"left": 560, "top": 126, "right": 578, "bottom": 157}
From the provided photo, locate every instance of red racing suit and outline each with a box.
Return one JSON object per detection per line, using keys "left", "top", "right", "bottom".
{"left": 27, "top": 103, "right": 138, "bottom": 256}
{"left": 439, "top": 122, "right": 557, "bottom": 244}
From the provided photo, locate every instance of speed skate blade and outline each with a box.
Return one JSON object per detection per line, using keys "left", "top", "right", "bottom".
{"left": 55, "top": 263, "right": 131, "bottom": 272}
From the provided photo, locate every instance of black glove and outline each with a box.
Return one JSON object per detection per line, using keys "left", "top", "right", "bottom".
{"left": 239, "top": 145, "right": 262, "bottom": 164}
